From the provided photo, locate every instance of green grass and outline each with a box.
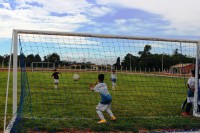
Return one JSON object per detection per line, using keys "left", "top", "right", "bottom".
{"left": 1, "top": 70, "right": 200, "bottom": 132}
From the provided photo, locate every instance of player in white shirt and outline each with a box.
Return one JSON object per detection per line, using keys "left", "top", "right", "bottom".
{"left": 110, "top": 70, "right": 117, "bottom": 90}
{"left": 182, "top": 70, "right": 195, "bottom": 116}
{"left": 90, "top": 74, "right": 116, "bottom": 123}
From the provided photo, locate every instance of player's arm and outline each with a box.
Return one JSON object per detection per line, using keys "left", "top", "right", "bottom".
{"left": 90, "top": 81, "right": 98, "bottom": 91}
{"left": 90, "top": 84, "right": 94, "bottom": 91}
{"left": 191, "top": 86, "right": 195, "bottom": 91}
{"left": 187, "top": 79, "right": 195, "bottom": 91}
{"left": 187, "top": 83, "right": 190, "bottom": 89}
{"left": 90, "top": 83, "right": 95, "bottom": 91}
{"left": 187, "top": 83, "right": 193, "bottom": 91}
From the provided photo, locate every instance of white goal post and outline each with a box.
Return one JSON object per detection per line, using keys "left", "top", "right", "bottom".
{"left": 4, "top": 29, "right": 200, "bottom": 132}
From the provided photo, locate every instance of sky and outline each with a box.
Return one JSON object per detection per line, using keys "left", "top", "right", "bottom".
{"left": 0, "top": 0, "right": 200, "bottom": 56}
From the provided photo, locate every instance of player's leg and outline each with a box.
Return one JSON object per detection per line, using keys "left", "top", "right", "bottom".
{"left": 182, "top": 96, "right": 194, "bottom": 116}
{"left": 112, "top": 81, "right": 114, "bottom": 90}
{"left": 185, "top": 103, "right": 192, "bottom": 113}
{"left": 54, "top": 79, "right": 59, "bottom": 89}
{"left": 198, "top": 104, "right": 200, "bottom": 113}
{"left": 181, "top": 98, "right": 187, "bottom": 109}
{"left": 106, "top": 104, "right": 116, "bottom": 121}
{"left": 96, "top": 103, "right": 107, "bottom": 123}
{"left": 112, "top": 79, "right": 116, "bottom": 90}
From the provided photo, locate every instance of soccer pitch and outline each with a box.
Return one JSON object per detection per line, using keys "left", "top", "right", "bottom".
{"left": 2, "top": 70, "right": 200, "bottom": 132}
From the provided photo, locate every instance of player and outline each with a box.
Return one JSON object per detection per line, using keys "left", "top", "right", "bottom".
{"left": 182, "top": 70, "right": 195, "bottom": 116}
{"left": 51, "top": 69, "right": 61, "bottom": 89}
{"left": 110, "top": 70, "right": 117, "bottom": 90}
{"left": 90, "top": 74, "right": 116, "bottom": 123}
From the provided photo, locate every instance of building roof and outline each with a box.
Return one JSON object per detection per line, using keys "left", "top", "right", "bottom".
{"left": 170, "top": 63, "right": 193, "bottom": 68}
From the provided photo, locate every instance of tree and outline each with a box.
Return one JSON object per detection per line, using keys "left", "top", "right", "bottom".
{"left": 25, "top": 54, "right": 34, "bottom": 67}
{"left": 113, "top": 57, "right": 120, "bottom": 70}
{"left": 121, "top": 53, "right": 139, "bottom": 70}
{"left": 44, "top": 53, "right": 60, "bottom": 62}
{"left": 173, "top": 48, "right": 179, "bottom": 56}
{"left": 138, "top": 45, "right": 152, "bottom": 58}
{"left": 26, "top": 54, "right": 35, "bottom": 62}
{"left": 3, "top": 54, "right": 9, "bottom": 66}
{"left": 34, "top": 54, "right": 41, "bottom": 62}
{"left": 0, "top": 55, "right": 2, "bottom": 62}
{"left": 137, "top": 45, "right": 152, "bottom": 69}
{"left": 44, "top": 53, "right": 60, "bottom": 67}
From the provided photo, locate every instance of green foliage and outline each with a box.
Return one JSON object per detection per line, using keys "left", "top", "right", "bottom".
{"left": 138, "top": 45, "right": 152, "bottom": 58}
{"left": 113, "top": 57, "right": 121, "bottom": 69}
{"left": 44, "top": 53, "right": 60, "bottom": 62}
{"left": 121, "top": 45, "right": 195, "bottom": 70}
{"left": 34, "top": 54, "right": 42, "bottom": 62}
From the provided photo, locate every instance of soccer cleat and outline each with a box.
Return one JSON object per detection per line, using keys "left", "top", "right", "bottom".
{"left": 111, "top": 116, "right": 116, "bottom": 121}
{"left": 97, "top": 119, "right": 107, "bottom": 123}
{"left": 181, "top": 112, "right": 190, "bottom": 116}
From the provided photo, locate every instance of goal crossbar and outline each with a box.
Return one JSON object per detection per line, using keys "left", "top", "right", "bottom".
{"left": 14, "top": 29, "right": 199, "bottom": 43}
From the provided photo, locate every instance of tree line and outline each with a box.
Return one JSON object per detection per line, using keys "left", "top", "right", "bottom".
{"left": 0, "top": 45, "right": 195, "bottom": 70}
{"left": 0, "top": 53, "right": 62, "bottom": 67}
{"left": 113, "top": 45, "right": 195, "bottom": 71}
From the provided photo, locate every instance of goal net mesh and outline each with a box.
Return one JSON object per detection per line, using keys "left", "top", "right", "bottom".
{"left": 8, "top": 31, "right": 200, "bottom": 132}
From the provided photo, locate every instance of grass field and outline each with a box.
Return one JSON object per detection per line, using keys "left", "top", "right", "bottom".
{"left": 1, "top": 70, "right": 200, "bottom": 132}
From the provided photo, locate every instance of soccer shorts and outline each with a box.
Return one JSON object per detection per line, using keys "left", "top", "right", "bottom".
{"left": 111, "top": 79, "right": 116, "bottom": 83}
{"left": 187, "top": 97, "right": 194, "bottom": 103}
{"left": 54, "top": 79, "right": 59, "bottom": 84}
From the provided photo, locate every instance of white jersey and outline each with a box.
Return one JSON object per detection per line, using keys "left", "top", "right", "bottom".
{"left": 93, "top": 83, "right": 110, "bottom": 95}
{"left": 111, "top": 74, "right": 117, "bottom": 79}
{"left": 187, "top": 76, "right": 195, "bottom": 89}
{"left": 92, "top": 83, "right": 112, "bottom": 104}
{"left": 187, "top": 76, "right": 195, "bottom": 103}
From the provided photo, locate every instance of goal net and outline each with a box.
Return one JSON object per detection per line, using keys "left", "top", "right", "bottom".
{"left": 4, "top": 29, "right": 200, "bottom": 132}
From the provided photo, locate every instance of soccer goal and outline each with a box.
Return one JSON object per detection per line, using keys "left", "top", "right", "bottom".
{"left": 4, "top": 29, "right": 200, "bottom": 132}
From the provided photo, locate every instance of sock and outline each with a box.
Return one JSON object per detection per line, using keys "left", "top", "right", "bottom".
{"left": 106, "top": 108, "right": 114, "bottom": 117}
{"left": 54, "top": 85, "right": 57, "bottom": 89}
{"left": 96, "top": 110, "right": 105, "bottom": 120}
{"left": 112, "top": 85, "right": 116, "bottom": 90}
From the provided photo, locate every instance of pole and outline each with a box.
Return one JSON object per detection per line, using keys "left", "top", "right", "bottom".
{"left": 129, "top": 55, "right": 131, "bottom": 72}
{"left": 194, "top": 41, "right": 200, "bottom": 117}
{"left": 2, "top": 58, "right": 4, "bottom": 68}
{"left": 2, "top": 56, "right": 5, "bottom": 68}
{"left": 162, "top": 54, "right": 163, "bottom": 72}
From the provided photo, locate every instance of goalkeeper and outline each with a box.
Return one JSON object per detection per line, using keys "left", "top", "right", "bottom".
{"left": 90, "top": 74, "right": 116, "bottom": 123}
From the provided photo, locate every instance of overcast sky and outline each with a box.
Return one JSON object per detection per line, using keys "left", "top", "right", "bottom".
{"left": 0, "top": 0, "right": 200, "bottom": 55}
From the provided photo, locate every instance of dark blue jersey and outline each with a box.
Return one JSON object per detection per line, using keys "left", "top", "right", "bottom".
{"left": 52, "top": 72, "right": 60, "bottom": 79}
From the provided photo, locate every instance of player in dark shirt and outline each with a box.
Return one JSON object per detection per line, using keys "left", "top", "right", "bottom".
{"left": 51, "top": 69, "right": 61, "bottom": 89}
